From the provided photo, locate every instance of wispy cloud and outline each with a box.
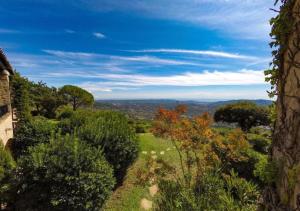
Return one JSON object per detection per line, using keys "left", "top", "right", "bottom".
{"left": 0, "top": 28, "right": 20, "bottom": 34}
{"left": 82, "top": 0, "right": 274, "bottom": 40}
{"left": 43, "top": 49, "right": 200, "bottom": 66}
{"left": 128, "top": 49, "right": 257, "bottom": 60}
{"left": 93, "top": 32, "right": 106, "bottom": 39}
{"left": 65, "top": 29, "right": 75, "bottom": 34}
{"left": 47, "top": 69, "right": 266, "bottom": 87}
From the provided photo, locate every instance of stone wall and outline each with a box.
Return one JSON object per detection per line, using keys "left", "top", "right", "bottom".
{"left": 0, "top": 72, "right": 13, "bottom": 146}
{"left": 0, "top": 73, "right": 10, "bottom": 106}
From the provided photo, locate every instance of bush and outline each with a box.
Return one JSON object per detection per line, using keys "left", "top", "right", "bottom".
{"left": 155, "top": 171, "right": 259, "bottom": 211}
{"left": 78, "top": 112, "right": 139, "bottom": 184}
{"left": 57, "top": 109, "right": 94, "bottom": 134}
{"left": 0, "top": 143, "right": 15, "bottom": 207}
{"left": 254, "top": 156, "right": 278, "bottom": 184}
{"left": 56, "top": 105, "right": 74, "bottom": 120}
{"left": 11, "top": 116, "right": 57, "bottom": 158}
{"left": 14, "top": 135, "right": 115, "bottom": 211}
{"left": 214, "top": 102, "right": 270, "bottom": 131}
{"left": 247, "top": 133, "right": 271, "bottom": 154}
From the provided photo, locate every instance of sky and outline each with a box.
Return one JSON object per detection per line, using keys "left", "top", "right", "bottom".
{"left": 0, "top": 0, "right": 277, "bottom": 100}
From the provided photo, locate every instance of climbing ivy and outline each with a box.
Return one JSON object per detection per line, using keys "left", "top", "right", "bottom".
{"left": 265, "top": 0, "right": 297, "bottom": 97}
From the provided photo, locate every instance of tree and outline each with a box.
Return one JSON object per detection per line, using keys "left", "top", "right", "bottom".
{"left": 59, "top": 85, "right": 94, "bottom": 111}
{"left": 10, "top": 72, "right": 31, "bottom": 120}
{"left": 214, "top": 102, "right": 270, "bottom": 131}
{"left": 263, "top": 0, "right": 300, "bottom": 209}
{"left": 30, "top": 82, "right": 65, "bottom": 118}
{"left": 14, "top": 135, "right": 115, "bottom": 210}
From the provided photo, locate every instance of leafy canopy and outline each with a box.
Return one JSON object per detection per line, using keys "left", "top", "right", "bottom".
{"left": 214, "top": 102, "right": 270, "bottom": 131}
{"left": 59, "top": 85, "right": 94, "bottom": 111}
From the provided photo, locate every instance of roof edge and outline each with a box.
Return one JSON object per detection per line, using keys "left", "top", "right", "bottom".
{"left": 0, "top": 49, "right": 14, "bottom": 75}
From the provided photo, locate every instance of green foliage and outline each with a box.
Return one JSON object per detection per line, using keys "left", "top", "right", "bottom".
{"left": 254, "top": 156, "right": 278, "bottom": 185}
{"left": 247, "top": 133, "right": 271, "bottom": 154}
{"left": 11, "top": 116, "right": 57, "bottom": 158}
{"left": 10, "top": 72, "right": 31, "bottom": 120}
{"left": 155, "top": 170, "right": 259, "bottom": 211}
{"left": 265, "top": 0, "right": 296, "bottom": 97}
{"left": 14, "top": 135, "right": 115, "bottom": 211}
{"left": 0, "top": 143, "right": 15, "bottom": 207}
{"left": 214, "top": 102, "right": 271, "bottom": 131}
{"left": 78, "top": 112, "right": 139, "bottom": 184}
{"left": 56, "top": 105, "right": 74, "bottom": 120}
{"left": 59, "top": 85, "right": 94, "bottom": 111}
{"left": 30, "top": 82, "right": 65, "bottom": 118}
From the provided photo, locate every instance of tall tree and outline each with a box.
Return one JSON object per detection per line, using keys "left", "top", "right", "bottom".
{"left": 264, "top": 0, "right": 300, "bottom": 209}
{"left": 59, "top": 85, "right": 94, "bottom": 111}
{"left": 10, "top": 72, "right": 31, "bottom": 120}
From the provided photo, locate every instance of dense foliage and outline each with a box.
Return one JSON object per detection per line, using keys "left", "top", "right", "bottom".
{"left": 0, "top": 143, "right": 15, "bottom": 207}
{"left": 150, "top": 105, "right": 272, "bottom": 210}
{"left": 30, "top": 82, "right": 65, "bottom": 118}
{"left": 10, "top": 73, "right": 31, "bottom": 120}
{"left": 77, "top": 111, "right": 139, "bottom": 184}
{"left": 11, "top": 116, "right": 57, "bottom": 158}
{"left": 14, "top": 135, "right": 115, "bottom": 210}
{"left": 59, "top": 85, "right": 94, "bottom": 111}
{"left": 214, "top": 102, "right": 270, "bottom": 131}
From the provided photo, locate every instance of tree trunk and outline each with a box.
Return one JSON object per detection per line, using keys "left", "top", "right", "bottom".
{"left": 264, "top": 1, "right": 300, "bottom": 210}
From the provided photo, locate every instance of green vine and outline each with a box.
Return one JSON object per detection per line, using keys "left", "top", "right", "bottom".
{"left": 265, "top": 0, "right": 296, "bottom": 97}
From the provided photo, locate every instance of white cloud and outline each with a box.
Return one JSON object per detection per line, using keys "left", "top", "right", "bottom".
{"left": 93, "top": 32, "right": 106, "bottom": 38}
{"left": 128, "top": 49, "right": 257, "bottom": 60}
{"left": 42, "top": 49, "right": 201, "bottom": 66}
{"left": 47, "top": 69, "right": 266, "bottom": 88}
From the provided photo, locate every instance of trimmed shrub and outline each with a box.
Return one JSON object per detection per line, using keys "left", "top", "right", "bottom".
{"left": 11, "top": 116, "right": 57, "bottom": 158}
{"left": 14, "top": 135, "right": 115, "bottom": 211}
{"left": 78, "top": 112, "right": 139, "bottom": 184}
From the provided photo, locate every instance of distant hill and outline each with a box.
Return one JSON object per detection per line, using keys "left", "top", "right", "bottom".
{"left": 94, "top": 99, "right": 273, "bottom": 119}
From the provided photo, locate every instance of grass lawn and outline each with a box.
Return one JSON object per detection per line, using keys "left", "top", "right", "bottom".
{"left": 104, "top": 133, "right": 180, "bottom": 211}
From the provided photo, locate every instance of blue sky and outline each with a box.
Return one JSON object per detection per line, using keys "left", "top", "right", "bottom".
{"left": 0, "top": 0, "right": 276, "bottom": 100}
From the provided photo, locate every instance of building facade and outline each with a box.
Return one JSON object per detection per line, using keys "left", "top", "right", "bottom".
{"left": 0, "top": 49, "right": 14, "bottom": 146}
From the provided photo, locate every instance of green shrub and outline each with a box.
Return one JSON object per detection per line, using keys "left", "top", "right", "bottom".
{"left": 231, "top": 149, "right": 266, "bottom": 182}
{"left": 0, "top": 143, "right": 15, "bottom": 207}
{"left": 57, "top": 109, "right": 94, "bottom": 134}
{"left": 11, "top": 116, "right": 57, "bottom": 158}
{"left": 155, "top": 171, "right": 259, "bottom": 211}
{"left": 15, "top": 135, "right": 115, "bottom": 211}
{"left": 56, "top": 105, "right": 74, "bottom": 119}
{"left": 247, "top": 133, "right": 271, "bottom": 154}
{"left": 78, "top": 112, "right": 139, "bottom": 184}
{"left": 254, "top": 156, "right": 278, "bottom": 184}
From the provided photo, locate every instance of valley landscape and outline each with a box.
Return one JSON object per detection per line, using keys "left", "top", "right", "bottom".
{"left": 0, "top": 0, "right": 299, "bottom": 210}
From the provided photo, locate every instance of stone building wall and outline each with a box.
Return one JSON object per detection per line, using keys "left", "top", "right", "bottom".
{"left": 0, "top": 72, "right": 13, "bottom": 146}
